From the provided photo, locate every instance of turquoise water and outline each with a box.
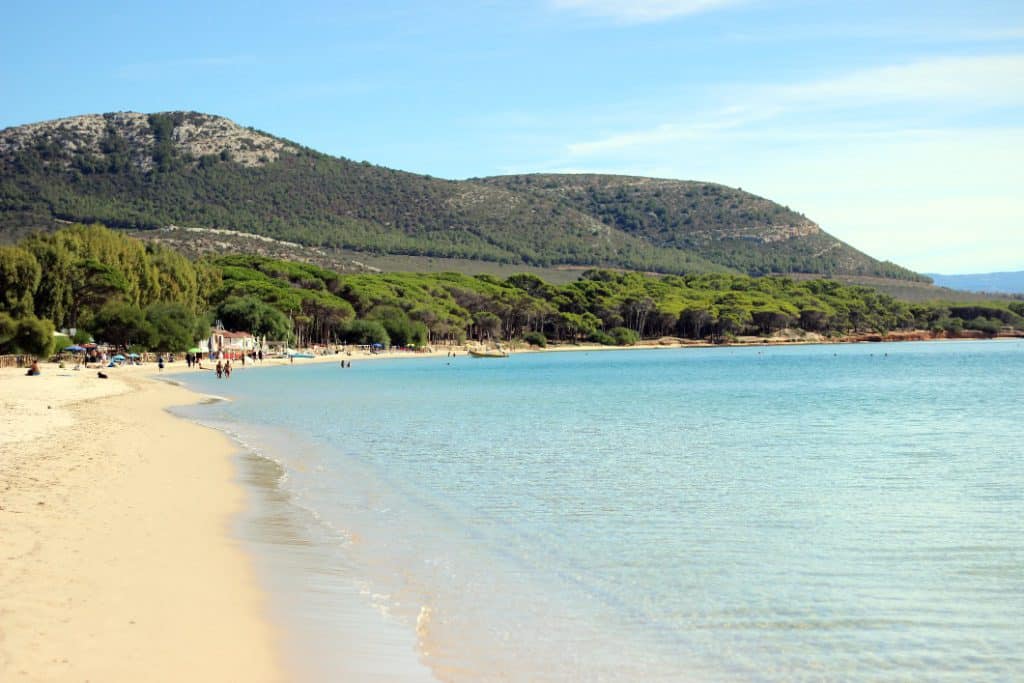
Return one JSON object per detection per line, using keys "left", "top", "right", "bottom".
{"left": 177, "top": 341, "right": 1024, "bottom": 681}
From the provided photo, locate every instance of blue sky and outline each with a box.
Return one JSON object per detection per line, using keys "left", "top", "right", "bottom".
{"left": 2, "top": 0, "right": 1022, "bottom": 273}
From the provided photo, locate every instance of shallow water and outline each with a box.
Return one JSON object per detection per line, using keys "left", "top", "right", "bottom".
{"left": 176, "top": 340, "right": 1024, "bottom": 681}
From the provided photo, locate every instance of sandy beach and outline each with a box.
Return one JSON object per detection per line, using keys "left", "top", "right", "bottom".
{"left": 0, "top": 347, "right": 457, "bottom": 682}
{"left": 0, "top": 365, "right": 283, "bottom": 681}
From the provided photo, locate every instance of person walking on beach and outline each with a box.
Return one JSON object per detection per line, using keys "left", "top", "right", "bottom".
{"left": 157, "top": 355, "right": 165, "bottom": 371}
{"left": 224, "top": 360, "right": 232, "bottom": 378}
{"left": 216, "top": 360, "right": 223, "bottom": 379}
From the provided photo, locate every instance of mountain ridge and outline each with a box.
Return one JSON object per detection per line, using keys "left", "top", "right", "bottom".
{"left": 0, "top": 111, "right": 925, "bottom": 281}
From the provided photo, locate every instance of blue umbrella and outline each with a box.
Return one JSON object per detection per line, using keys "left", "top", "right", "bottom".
{"left": 64, "top": 345, "right": 86, "bottom": 352}
{"left": 112, "top": 354, "right": 126, "bottom": 361}
{"left": 128, "top": 353, "right": 140, "bottom": 358}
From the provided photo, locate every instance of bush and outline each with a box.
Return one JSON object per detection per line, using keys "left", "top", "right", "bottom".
{"left": 339, "top": 319, "right": 390, "bottom": 346}
{"left": 53, "top": 334, "right": 73, "bottom": 352}
{"left": 964, "top": 317, "right": 1001, "bottom": 335}
{"left": 609, "top": 327, "right": 639, "bottom": 346}
{"left": 523, "top": 331, "right": 547, "bottom": 347}
{"left": 933, "top": 317, "right": 963, "bottom": 334}
{"left": 587, "top": 330, "right": 616, "bottom": 346}
{"left": 2, "top": 315, "right": 56, "bottom": 356}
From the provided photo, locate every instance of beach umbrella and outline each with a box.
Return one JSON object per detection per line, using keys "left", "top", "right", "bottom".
{"left": 372, "top": 342, "right": 384, "bottom": 348}
{"left": 63, "top": 345, "right": 86, "bottom": 352}
{"left": 128, "top": 353, "right": 140, "bottom": 358}
{"left": 188, "top": 347, "right": 202, "bottom": 353}
{"left": 112, "top": 354, "right": 126, "bottom": 361}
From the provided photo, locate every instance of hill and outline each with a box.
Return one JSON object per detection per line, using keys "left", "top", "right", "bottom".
{"left": 479, "top": 174, "right": 917, "bottom": 279}
{"left": 0, "top": 111, "right": 924, "bottom": 280}
{"left": 926, "top": 271, "right": 1024, "bottom": 294}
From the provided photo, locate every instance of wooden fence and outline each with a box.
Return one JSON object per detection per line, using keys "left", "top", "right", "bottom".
{"left": 0, "top": 354, "right": 33, "bottom": 369}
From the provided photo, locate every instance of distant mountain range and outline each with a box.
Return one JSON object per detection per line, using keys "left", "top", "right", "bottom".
{"left": 926, "top": 271, "right": 1024, "bottom": 294}
{"left": 0, "top": 111, "right": 924, "bottom": 281}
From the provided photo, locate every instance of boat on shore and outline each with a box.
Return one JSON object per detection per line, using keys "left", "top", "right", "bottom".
{"left": 468, "top": 349, "right": 509, "bottom": 358}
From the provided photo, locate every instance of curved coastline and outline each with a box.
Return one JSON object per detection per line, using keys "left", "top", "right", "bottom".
{"left": 4, "top": 337, "right": 1020, "bottom": 681}
{"left": 170, "top": 405, "right": 439, "bottom": 682}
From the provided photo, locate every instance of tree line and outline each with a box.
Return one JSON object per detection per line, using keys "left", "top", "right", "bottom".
{"left": 2, "top": 224, "right": 1021, "bottom": 357}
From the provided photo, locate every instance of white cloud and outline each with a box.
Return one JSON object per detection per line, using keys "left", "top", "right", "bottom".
{"left": 778, "top": 54, "right": 1024, "bottom": 106}
{"left": 550, "top": 0, "right": 746, "bottom": 23}
{"left": 567, "top": 54, "right": 1024, "bottom": 157}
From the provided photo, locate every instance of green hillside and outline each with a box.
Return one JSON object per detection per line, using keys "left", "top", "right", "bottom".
{"left": 481, "top": 174, "right": 919, "bottom": 279}
{"left": 0, "top": 111, "right": 925, "bottom": 281}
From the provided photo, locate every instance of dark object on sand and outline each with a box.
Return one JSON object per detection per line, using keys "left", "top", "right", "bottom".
{"left": 97, "top": 371, "right": 108, "bottom": 379}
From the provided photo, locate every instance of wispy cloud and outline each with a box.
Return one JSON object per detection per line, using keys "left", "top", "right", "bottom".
{"left": 722, "top": 24, "right": 1024, "bottom": 45}
{"left": 550, "top": 0, "right": 747, "bottom": 23}
{"left": 567, "top": 54, "right": 1024, "bottom": 156}
{"left": 777, "top": 54, "right": 1024, "bottom": 105}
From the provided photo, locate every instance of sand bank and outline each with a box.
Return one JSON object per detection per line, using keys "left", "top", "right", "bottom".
{"left": 0, "top": 366, "right": 283, "bottom": 681}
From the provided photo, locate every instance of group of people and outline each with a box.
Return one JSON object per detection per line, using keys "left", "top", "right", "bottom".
{"left": 215, "top": 359, "right": 232, "bottom": 379}
{"left": 186, "top": 349, "right": 264, "bottom": 370}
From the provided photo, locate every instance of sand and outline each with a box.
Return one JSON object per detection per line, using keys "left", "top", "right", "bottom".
{"left": 0, "top": 365, "right": 283, "bottom": 682}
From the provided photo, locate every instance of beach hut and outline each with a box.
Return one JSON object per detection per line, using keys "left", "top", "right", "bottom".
{"left": 207, "top": 327, "right": 256, "bottom": 360}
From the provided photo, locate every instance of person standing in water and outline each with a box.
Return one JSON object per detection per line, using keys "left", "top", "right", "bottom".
{"left": 215, "top": 360, "right": 223, "bottom": 379}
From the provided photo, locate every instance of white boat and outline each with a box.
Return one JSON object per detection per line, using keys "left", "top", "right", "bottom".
{"left": 468, "top": 348, "right": 509, "bottom": 358}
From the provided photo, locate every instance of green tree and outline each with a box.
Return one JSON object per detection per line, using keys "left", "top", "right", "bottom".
{"left": 366, "top": 305, "right": 428, "bottom": 346}
{"left": 0, "top": 312, "right": 18, "bottom": 348}
{"left": 677, "top": 305, "right": 714, "bottom": 339}
{"left": 472, "top": 311, "right": 502, "bottom": 341}
{"left": 145, "top": 302, "right": 206, "bottom": 351}
{"left": 216, "top": 296, "right": 292, "bottom": 341}
{"left": 0, "top": 245, "right": 42, "bottom": 317}
{"left": 338, "top": 319, "right": 390, "bottom": 346}
{"left": 89, "top": 303, "right": 154, "bottom": 349}
{"left": 0, "top": 315, "right": 55, "bottom": 356}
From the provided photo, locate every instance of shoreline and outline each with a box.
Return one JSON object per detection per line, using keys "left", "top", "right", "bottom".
{"left": 2, "top": 335, "right": 1019, "bottom": 680}
{"left": 0, "top": 368, "right": 283, "bottom": 681}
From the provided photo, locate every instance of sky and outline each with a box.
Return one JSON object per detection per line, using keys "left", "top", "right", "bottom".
{"left": 2, "top": 0, "right": 1022, "bottom": 274}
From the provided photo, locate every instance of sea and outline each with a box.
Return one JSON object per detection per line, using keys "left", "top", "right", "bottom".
{"left": 172, "top": 340, "right": 1024, "bottom": 681}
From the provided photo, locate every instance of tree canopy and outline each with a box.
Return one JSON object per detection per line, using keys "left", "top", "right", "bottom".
{"left": 1, "top": 224, "right": 1020, "bottom": 357}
